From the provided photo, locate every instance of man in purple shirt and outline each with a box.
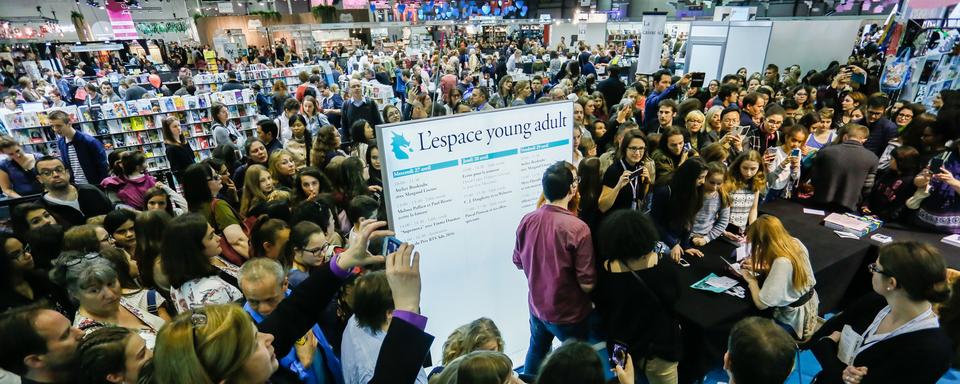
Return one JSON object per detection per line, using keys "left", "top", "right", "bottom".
{"left": 513, "top": 161, "right": 597, "bottom": 375}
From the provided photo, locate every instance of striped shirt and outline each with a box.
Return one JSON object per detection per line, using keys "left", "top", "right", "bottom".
{"left": 692, "top": 192, "right": 730, "bottom": 242}
{"left": 67, "top": 142, "right": 88, "bottom": 184}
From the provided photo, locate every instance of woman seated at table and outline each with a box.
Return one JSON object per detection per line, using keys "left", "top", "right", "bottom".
{"left": 594, "top": 209, "right": 681, "bottom": 384}
{"left": 0, "top": 135, "right": 43, "bottom": 198}
{"left": 650, "top": 157, "right": 708, "bottom": 263}
{"left": 740, "top": 215, "right": 820, "bottom": 340}
{"left": 809, "top": 242, "right": 951, "bottom": 384}
{"left": 49, "top": 251, "right": 166, "bottom": 349}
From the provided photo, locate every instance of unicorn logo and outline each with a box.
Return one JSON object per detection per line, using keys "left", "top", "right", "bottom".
{"left": 390, "top": 131, "right": 412, "bottom": 160}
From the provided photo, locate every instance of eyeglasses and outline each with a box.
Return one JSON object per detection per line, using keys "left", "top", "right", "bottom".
{"left": 626, "top": 146, "right": 645, "bottom": 153}
{"left": 64, "top": 252, "right": 101, "bottom": 267}
{"left": 573, "top": 176, "right": 581, "bottom": 184}
{"left": 868, "top": 262, "right": 893, "bottom": 277}
{"left": 302, "top": 242, "right": 331, "bottom": 257}
{"left": 897, "top": 113, "right": 913, "bottom": 119}
{"left": 8, "top": 244, "right": 30, "bottom": 260}
{"left": 38, "top": 166, "right": 67, "bottom": 177}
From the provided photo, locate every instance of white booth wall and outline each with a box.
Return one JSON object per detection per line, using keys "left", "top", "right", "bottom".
{"left": 549, "top": 22, "right": 608, "bottom": 47}
{"left": 765, "top": 18, "right": 876, "bottom": 75}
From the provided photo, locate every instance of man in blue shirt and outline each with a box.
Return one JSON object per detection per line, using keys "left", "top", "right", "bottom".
{"left": 240, "top": 258, "right": 344, "bottom": 384}
{"left": 643, "top": 69, "right": 690, "bottom": 130}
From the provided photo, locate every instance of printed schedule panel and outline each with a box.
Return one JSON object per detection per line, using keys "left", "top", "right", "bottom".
{"left": 377, "top": 101, "right": 574, "bottom": 364}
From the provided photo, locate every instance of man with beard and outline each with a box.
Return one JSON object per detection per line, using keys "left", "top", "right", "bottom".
{"left": 0, "top": 305, "right": 85, "bottom": 384}
{"left": 36, "top": 156, "right": 112, "bottom": 229}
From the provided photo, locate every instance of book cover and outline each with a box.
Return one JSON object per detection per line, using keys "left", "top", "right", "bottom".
{"left": 113, "top": 102, "right": 128, "bottom": 117}
{"left": 173, "top": 96, "right": 186, "bottom": 111}
{"left": 137, "top": 99, "right": 153, "bottom": 115}
{"left": 125, "top": 101, "right": 140, "bottom": 116}
{"left": 130, "top": 117, "right": 145, "bottom": 131}
{"left": 160, "top": 97, "right": 176, "bottom": 112}
{"left": 150, "top": 99, "right": 162, "bottom": 113}
{"left": 198, "top": 94, "right": 211, "bottom": 109}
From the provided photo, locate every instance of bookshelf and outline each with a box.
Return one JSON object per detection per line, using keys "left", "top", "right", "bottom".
{"left": 193, "top": 65, "right": 329, "bottom": 94}
{"left": 1, "top": 90, "right": 262, "bottom": 174}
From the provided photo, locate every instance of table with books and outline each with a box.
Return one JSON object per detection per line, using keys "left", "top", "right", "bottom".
{"left": 671, "top": 200, "right": 877, "bottom": 383}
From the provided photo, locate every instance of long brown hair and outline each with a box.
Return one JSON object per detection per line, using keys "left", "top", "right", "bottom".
{"left": 746, "top": 215, "right": 811, "bottom": 290}
{"left": 724, "top": 150, "right": 767, "bottom": 193}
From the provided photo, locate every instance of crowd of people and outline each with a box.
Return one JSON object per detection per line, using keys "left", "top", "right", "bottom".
{"left": 0, "top": 32, "right": 958, "bottom": 384}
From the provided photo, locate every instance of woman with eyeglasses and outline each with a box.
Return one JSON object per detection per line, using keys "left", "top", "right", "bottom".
{"left": 284, "top": 221, "right": 342, "bottom": 288}
{"left": 49, "top": 251, "right": 166, "bottom": 349}
{"left": 599, "top": 129, "right": 654, "bottom": 214}
{"left": 0, "top": 233, "right": 74, "bottom": 316}
{"left": 793, "top": 85, "right": 816, "bottom": 116}
{"left": 810, "top": 242, "right": 951, "bottom": 384}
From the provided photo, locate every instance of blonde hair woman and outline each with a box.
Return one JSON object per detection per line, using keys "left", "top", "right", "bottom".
{"left": 268, "top": 149, "right": 297, "bottom": 191}
{"left": 440, "top": 318, "right": 506, "bottom": 366}
{"left": 240, "top": 165, "right": 276, "bottom": 217}
{"left": 152, "top": 304, "right": 271, "bottom": 383}
{"left": 741, "top": 215, "right": 820, "bottom": 340}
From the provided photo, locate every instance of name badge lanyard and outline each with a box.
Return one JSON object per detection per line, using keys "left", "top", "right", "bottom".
{"left": 621, "top": 159, "right": 640, "bottom": 209}
{"left": 854, "top": 306, "right": 934, "bottom": 357}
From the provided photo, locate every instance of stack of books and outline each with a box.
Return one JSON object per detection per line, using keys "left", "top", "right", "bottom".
{"left": 823, "top": 213, "right": 883, "bottom": 237}
{"left": 942, "top": 234, "right": 960, "bottom": 248}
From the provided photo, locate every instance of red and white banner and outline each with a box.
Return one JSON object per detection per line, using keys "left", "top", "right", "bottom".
{"left": 105, "top": 0, "right": 139, "bottom": 40}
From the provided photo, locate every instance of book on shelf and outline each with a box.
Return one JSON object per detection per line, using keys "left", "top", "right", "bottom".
{"left": 150, "top": 99, "right": 162, "bottom": 113}
{"left": 130, "top": 116, "right": 145, "bottom": 131}
{"left": 173, "top": 96, "right": 186, "bottom": 111}
{"left": 126, "top": 100, "right": 141, "bottom": 116}
{"left": 137, "top": 99, "right": 153, "bottom": 115}
{"left": 113, "top": 102, "right": 129, "bottom": 118}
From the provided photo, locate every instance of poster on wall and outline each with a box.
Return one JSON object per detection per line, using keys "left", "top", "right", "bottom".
{"left": 377, "top": 101, "right": 574, "bottom": 362}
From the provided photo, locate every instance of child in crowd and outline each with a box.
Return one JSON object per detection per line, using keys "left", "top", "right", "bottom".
{"left": 691, "top": 161, "right": 730, "bottom": 246}
{"left": 723, "top": 150, "right": 766, "bottom": 243}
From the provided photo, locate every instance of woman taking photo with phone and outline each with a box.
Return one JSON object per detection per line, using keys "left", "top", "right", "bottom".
{"left": 594, "top": 210, "right": 681, "bottom": 384}
{"left": 765, "top": 125, "right": 808, "bottom": 201}
{"left": 599, "top": 129, "right": 654, "bottom": 214}
{"left": 741, "top": 215, "right": 819, "bottom": 340}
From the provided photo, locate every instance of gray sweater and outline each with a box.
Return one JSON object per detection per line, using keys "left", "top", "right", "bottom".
{"left": 692, "top": 192, "right": 730, "bottom": 242}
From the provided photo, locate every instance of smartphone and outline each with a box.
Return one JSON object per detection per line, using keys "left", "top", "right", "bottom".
{"left": 736, "top": 125, "right": 751, "bottom": 137}
{"left": 930, "top": 157, "right": 945, "bottom": 173}
{"left": 684, "top": 142, "right": 693, "bottom": 153}
{"left": 382, "top": 236, "right": 403, "bottom": 255}
{"left": 851, "top": 72, "right": 866, "bottom": 85}
{"left": 690, "top": 72, "right": 705, "bottom": 88}
{"left": 791, "top": 148, "right": 801, "bottom": 157}
{"left": 678, "top": 258, "right": 691, "bottom": 267}
{"left": 610, "top": 341, "right": 628, "bottom": 368}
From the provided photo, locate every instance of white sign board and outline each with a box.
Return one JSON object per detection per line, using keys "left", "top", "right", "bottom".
{"left": 377, "top": 102, "right": 575, "bottom": 363}
{"left": 637, "top": 13, "right": 667, "bottom": 74}
{"left": 218, "top": 2, "right": 234, "bottom": 13}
